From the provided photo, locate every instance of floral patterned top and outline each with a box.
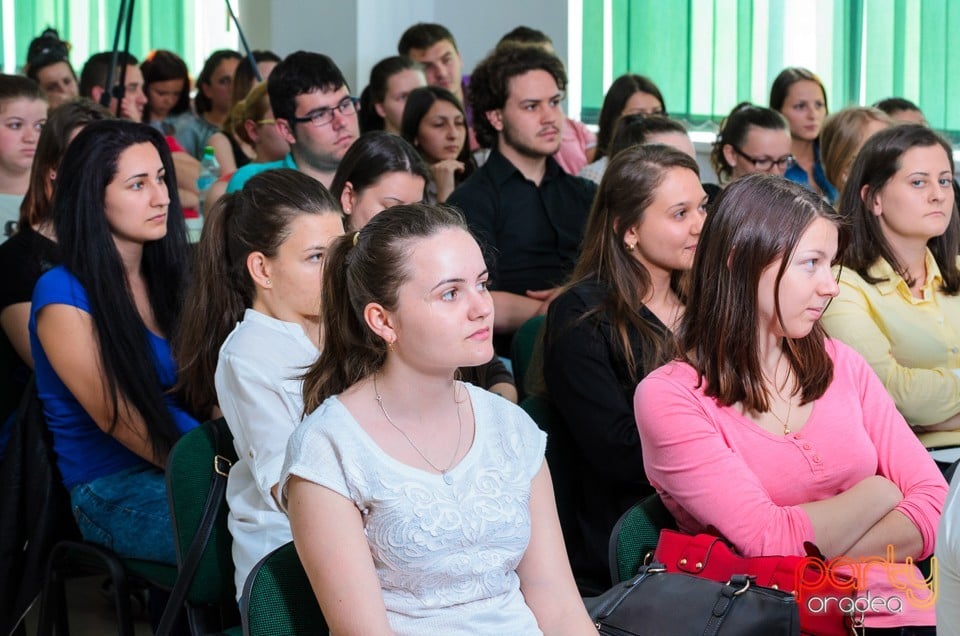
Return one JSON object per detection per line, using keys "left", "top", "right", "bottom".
{"left": 280, "top": 383, "right": 547, "bottom": 635}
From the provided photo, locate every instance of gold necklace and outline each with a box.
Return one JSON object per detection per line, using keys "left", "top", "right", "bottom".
{"left": 768, "top": 397, "right": 793, "bottom": 435}
{"left": 373, "top": 374, "right": 462, "bottom": 485}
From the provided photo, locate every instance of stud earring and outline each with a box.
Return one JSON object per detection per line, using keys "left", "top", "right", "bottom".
{"left": 625, "top": 243, "right": 635, "bottom": 252}
{"left": 265, "top": 279, "right": 272, "bottom": 287}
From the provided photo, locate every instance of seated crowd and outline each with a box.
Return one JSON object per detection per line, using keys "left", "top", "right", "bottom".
{"left": 3, "top": 18, "right": 960, "bottom": 636}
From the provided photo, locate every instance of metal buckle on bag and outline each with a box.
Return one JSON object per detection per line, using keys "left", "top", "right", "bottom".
{"left": 214, "top": 454, "right": 233, "bottom": 477}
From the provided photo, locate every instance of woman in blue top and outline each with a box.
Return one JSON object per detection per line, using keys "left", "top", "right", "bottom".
{"left": 29, "top": 119, "right": 198, "bottom": 564}
{"left": 770, "top": 67, "right": 837, "bottom": 203}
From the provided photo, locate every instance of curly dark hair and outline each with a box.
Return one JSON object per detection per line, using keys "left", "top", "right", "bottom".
{"left": 467, "top": 45, "right": 567, "bottom": 148}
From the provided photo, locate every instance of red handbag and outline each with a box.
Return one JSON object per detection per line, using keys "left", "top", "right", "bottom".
{"left": 653, "top": 529, "right": 859, "bottom": 636}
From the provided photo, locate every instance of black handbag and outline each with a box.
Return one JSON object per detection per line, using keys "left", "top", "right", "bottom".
{"left": 588, "top": 562, "right": 801, "bottom": 636}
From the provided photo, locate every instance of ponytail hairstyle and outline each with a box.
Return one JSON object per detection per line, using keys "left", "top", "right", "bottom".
{"left": 174, "top": 169, "right": 340, "bottom": 415}
{"left": 302, "top": 203, "right": 468, "bottom": 412}
{"left": 140, "top": 49, "right": 191, "bottom": 121}
{"left": 53, "top": 119, "right": 189, "bottom": 460}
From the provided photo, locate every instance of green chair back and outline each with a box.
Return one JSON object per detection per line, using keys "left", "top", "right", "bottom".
{"left": 609, "top": 493, "right": 677, "bottom": 584}
{"left": 241, "top": 542, "right": 327, "bottom": 636}
{"left": 166, "top": 418, "right": 239, "bottom": 609}
{"left": 510, "top": 315, "right": 546, "bottom": 401}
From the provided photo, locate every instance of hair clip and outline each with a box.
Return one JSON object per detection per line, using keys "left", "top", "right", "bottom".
{"left": 352, "top": 231, "right": 360, "bottom": 247}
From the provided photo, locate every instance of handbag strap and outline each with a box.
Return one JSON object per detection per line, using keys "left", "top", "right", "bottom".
{"left": 155, "top": 423, "right": 233, "bottom": 636}
{"left": 702, "top": 574, "right": 752, "bottom": 636}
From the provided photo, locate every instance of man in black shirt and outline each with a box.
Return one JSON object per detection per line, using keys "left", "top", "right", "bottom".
{"left": 448, "top": 46, "right": 596, "bottom": 337}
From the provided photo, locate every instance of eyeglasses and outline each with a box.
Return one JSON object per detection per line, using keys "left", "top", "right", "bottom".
{"left": 731, "top": 146, "right": 795, "bottom": 172}
{"left": 288, "top": 96, "right": 359, "bottom": 128}
{"left": 255, "top": 118, "right": 276, "bottom": 125}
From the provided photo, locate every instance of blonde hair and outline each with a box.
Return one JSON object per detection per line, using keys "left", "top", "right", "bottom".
{"left": 225, "top": 81, "right": 271, "bottom": 146}
{"left": 820, "top": 107, "right": 893, "bottom": 192}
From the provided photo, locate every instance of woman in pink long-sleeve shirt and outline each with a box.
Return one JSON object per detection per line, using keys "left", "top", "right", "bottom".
{"left": 635, "top": 173, "right": 946, "bottom": 632}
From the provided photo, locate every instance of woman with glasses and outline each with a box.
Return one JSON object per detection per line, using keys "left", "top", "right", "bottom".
{"left": 822, "top": 125, "right": 960, "bottom": 444}
{"left": 770, "top": 67, "right": 836, "bottom": 202}
{"left": 820, "top": 106, "right": 893, "bottom": 194}
{"left": 710, "top": 102, "right": 794, "bottom": 186}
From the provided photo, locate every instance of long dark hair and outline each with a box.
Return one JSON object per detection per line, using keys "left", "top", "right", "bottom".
{"left": 595, "top": 74, "right": 666, "bottom": 161}
{"left": 53, "top": 119, "right": 190, "bottom": 459}
{"left": 20, "top": 98, "right": 110, "bottom": 229}
{"left": 400, "top": 86, "right": 475, "bottom": 178}
{"left": 677, "top": 174, "right": 848, "bottom": 412}
{"left": 329, "top": 131, "right": 430, "bottom": 230}
{"left": 301, "top": 203, "right": 468, "bottom": 412}
{"left": 174, "top": 169, "right": 340, "bottom": 415}
{"left": 140, "top": 49, "right": 191, "bottom": 120}
{"left": 561, "top": 145, "right": 699, "bottom": 382}
{"left": 838, "top": 124, "right": 960, "bottom": 293}
{"left": 769, "top": 67, "right": 828, "bottom": 130}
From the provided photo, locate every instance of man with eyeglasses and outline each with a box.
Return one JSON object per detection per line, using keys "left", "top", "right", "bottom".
{"left": 227, "top": 51, "right": 359, "bottom": 193}
{"left": 447, "top": 45, "right": 596, "bottom": 349}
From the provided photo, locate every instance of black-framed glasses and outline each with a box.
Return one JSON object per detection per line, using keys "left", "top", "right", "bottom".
{"left": 288, "top": 96, "right": 360, "bottom": 128}
{"left": 731, "top": 146, "right": 795, "bottom": 172}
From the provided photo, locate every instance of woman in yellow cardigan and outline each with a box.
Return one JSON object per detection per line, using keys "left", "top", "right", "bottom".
{"left": 822, "top": 124, "right": 960, "bottom": 446}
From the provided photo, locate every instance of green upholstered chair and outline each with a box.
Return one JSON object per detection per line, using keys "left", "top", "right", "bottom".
{"left": 510, "top": 315, "right": 546, "bottom": 402}
{"left": 241, "top": 542, "right": 327, "bottom": 636}
{"left": 607, "top": 492, "right": 677, "bottom": 584}
{"left": 163, "top": 417, "right": 241, "bottom": 635}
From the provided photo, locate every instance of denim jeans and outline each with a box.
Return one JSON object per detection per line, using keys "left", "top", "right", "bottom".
{"left": 69, "top": 464, "right": 176, "bottom": 564}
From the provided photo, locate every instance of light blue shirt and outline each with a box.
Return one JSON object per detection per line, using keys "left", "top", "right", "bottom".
{"left": 226, "top": 153, "right": 299, "bottom": 193}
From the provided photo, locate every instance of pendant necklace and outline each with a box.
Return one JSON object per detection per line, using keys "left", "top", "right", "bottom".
{"left": 374, "top": 374, "right": 463, "bottom": 485}
{"left": 769, "top": 396, "right": 793, "bottom": 435}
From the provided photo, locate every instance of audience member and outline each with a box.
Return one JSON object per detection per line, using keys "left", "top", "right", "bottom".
{"left": 0, "top": 76, "right": 46, "bottom": 241}
{"left": 227, "top": 51, "right": 359, "bottom": 193}
{"left": 448, "top": 45, "right": 596, "bottom": 342}
{"left": 496, "top": 27, "right": 597, "bottom": 175}
{"left": 398, "top": 23, "right": 479, "bottom": 151}
{"left": 581, "top": 114, "right": 694, "bottom": 184}
{"left": 820, "top": 106, "right": 893, "bottom": 194}
{"left": 0, "top": 99, "right": 108, "bottom": 369}
{"left": 281, "top": 203, "right": 594, "bottom": 635}
{"left": 30, "top": 120, "right": 198, "bottom": 565}
{"left": 875, "top": 97, "right": 928, "bottom": 126}
{"left": 141, "top": 49, "right": 233, "bottom": 172}
{"left": 224, "top": 50, "right": 282, "bottom": 169}
{"left": 24, "top": 29, "right": 78, "bottom": 108}
{"left": 358, "top": 56, "right": 425, "bottom": 134}
{"left": 400, "top": 86, "right": 475, "bottom": 202}
{"left": 580, "top": 73, "right": 666, "bottom": 182}
{"left": 770, "top": 67, "right": 836, "bottom": 202}
{"left": 636, "top": 173, "right": 945, "bottom": 631}
{"left": 709, "top": 102, "right": 793, "bottom": 185}
{"left": 194, "top": 49, "right": 242, "bottom": 130}
{"left": 543, "top": 145, "right": 706, "bottom": 590}
{"left": 174, "top": 169, "right": 343, "bottom": 598}
{"left": 329, "top": 131, "right": 516, "bottom": 401}
{"left": 79, "top": 51, "right": 147, "bottom": 122}
{"left": 822, "top": 124, "right": 960, "bottom": 445}
{"left": 329, "top": 131, "right": 428, "bottom": 231}
{"left": 205, "top": 82, "right": 290, "bottom": 209}
{"left": 231, "top": 50, "right": 281, "bottom": 108}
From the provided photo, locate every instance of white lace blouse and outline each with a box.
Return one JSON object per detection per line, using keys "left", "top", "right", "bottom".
{"left": 280, "top": 383, "right": 547, "bottom": 635}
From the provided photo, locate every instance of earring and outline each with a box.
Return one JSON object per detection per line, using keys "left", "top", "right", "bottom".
{"left": 387, "top": 340, "right": 396, "bottom": 352}
{"left": 265, "top": 279, "right": 272, "bottom": 287}
{"left": 625, "top": 243, "right": 635, "bottom": 252}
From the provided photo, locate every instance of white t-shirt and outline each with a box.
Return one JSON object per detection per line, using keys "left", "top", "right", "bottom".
{"left": 281, "top": 384, "right": 547, "bottom": 636}
{"left": 215, "top": 308, "right": 318, "bottom": 600}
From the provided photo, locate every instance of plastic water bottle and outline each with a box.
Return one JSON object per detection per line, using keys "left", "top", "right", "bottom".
{"left": 192, "top": 146, "right": 220, "bottom": 242}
